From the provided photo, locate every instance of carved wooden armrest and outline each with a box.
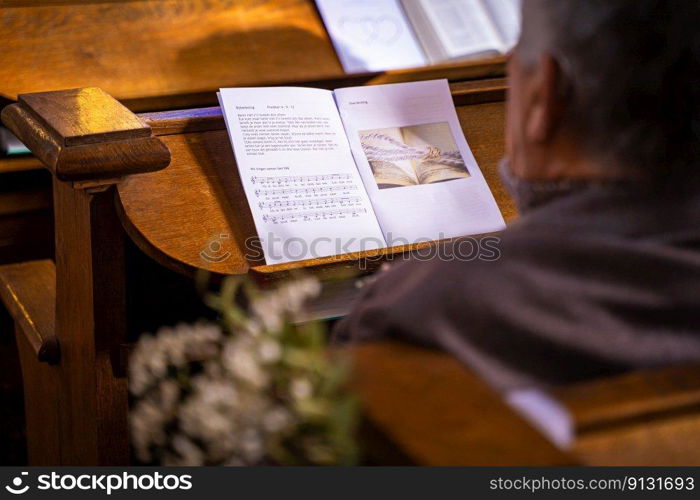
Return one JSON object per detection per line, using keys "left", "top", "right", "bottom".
{"left": 1, "top": 87, "right": 170, "bottom": 182}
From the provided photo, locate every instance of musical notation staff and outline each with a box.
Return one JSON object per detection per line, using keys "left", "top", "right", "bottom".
{"left": 255, "top": 185, "right": 359, "bottom": 197}
{"left": 251, "top": 173, "right": 352, "bottom": 185}
{"left": 259, "top": 196, "right": 362, "bottom": 210}
{"left": 263, "top": 207, "right": 368, "bottom": 224}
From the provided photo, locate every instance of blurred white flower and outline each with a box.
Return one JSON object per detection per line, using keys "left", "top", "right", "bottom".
{"left": 129, "top": 322, "right": 222, "bottom": 397}
{"left": 290, "top": 378, "right": 314, "bottom": 400}
{"left": 167, "top": 434, "right": 205, "bottom": 466}
{"left": 238, "top": 428, "right": 265, "bottom": 464}
{"left": 131, "top": 399, "right": 168, "bottom": 463}
{"left": 258, "top": 339, "right": 282, "bottom": 363}
{"left": 129, "top": 275, "right": 357, "bottom": 466}
{"left": 250, "top": 277, "right": 321, "bottom": 332}
{"left": 222, "top": 338, "right": 269, "bottom": 389}
{"left": 263, "top": 406, "right": 293, "bottom": 433}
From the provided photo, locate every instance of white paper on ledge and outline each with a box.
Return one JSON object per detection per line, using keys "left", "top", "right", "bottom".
{"left": 315, "top": 0, "right": 428, "bottom": 73}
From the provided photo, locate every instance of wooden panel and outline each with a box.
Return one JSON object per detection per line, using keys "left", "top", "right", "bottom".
{"left": 554, "top": 365, "right": 700, "bottom": 465}
{"left": 554, "top": 364, "right": 700, "bottom": 434}
{"left": 572, "top": 414, "right": 700, "bottom": 466}
{"left": 0, "top": 0, "right": 343, "bottom": 105}
{"left": 0, "top": 212, "right": 55, "bottom": 265}
{"left": 118, "top": 128, "right": 251, "bottom": 276}
{"left": 349, "top": 342, "right": 573, "bottom": 465}
{"left": 0, "top": 190, "right": 51, "bottom": 217}
{"left": 0, "top": 1, "right": 507, "bottom": 111}
{"left": 117, "top": 82, "right": 513, "bottom": 277}
{"left": 15, "top": 324, "right": 61, "bottom": 465}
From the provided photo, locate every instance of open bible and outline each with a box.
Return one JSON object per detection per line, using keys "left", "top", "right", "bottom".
{"left": 315, "top": 0, "right": 521, "bottom": 72}
{"left": 402, "top": 0, "right": 521, "bottom": 63}
{"left": 218, "top": 80, "right": 504, "bottom": 265}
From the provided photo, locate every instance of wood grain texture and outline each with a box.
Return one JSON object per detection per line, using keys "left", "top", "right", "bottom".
{"left": 0, "top": 1, "right": 507, "bottom": 110}
{"left": 552, "top": 365, "right": 700, "bottom": 465}
{"left": 117, "top": 80, "right": 516, "bottom": 278}
{"left": 349, "top": 342, "right": 573, "bottom": 466}
{"left": 0, "top": 156, "right": 44, "bottom": 175}
{"left": 15, "top": 323, "right": 61, "bottom": 465}
{"left": 0, "top": 0, "right": 343, "bottom": 104}
{"left": 2, "top": 90, "right": 171, "bottom": 181}
{"left": 0, "top": 178, "right": 130, "bottom": 465}
{"left": 0, "top": 260, "right": 59, "bottom": 364}
{"left": 52, "top": 181, "right": 129, "bottom": 465}
{"left": 571, "top": 413, "right": 700, "bottom": 466}
{"left": 0, "top": 189, "right": 51, "bottom": 217}
{"left": 554, "top": 365, "right": 700, "bottom": 434}
{"left": 19, "top": 88, "right": 150, "bottom": 147}
{"left": 0, "top": 212, "right": 54, "bottom": 265}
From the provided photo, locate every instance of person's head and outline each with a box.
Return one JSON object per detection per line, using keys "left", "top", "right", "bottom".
{"left": 507, "top": 0, "right": 700, "bottom": 185}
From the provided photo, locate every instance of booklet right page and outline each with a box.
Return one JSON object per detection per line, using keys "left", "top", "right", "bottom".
{"left": 334, "top": 80, "right": 505, "bottom": 245}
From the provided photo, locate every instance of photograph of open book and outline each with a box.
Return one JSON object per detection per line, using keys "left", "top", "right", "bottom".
{"left": 359, "top": 122, "right": 471, "bottom": 189}
{"left": 218, "top": 79, "right": 504, "bottom": 265}
{"left": 315, "top": 0, "right": 521, "bottom": 72}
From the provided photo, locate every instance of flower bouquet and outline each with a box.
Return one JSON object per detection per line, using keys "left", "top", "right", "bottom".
{"left": 129, "top": 276, "right": 359, "bottom": 466}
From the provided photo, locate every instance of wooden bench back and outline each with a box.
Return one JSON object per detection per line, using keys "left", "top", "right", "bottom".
{"left": 1, "top": 0, "right": 507, "bottom": 112}
{"left": 1, "top": 0, "right": 340, "bottom": 110}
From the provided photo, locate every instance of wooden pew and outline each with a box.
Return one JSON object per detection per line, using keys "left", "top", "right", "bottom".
{"left": 0, "top": 0, "right": 508, "bottom": 264}
{"left": 554, "top": 365, "right": 700, "bottom": 465}
{"left": 0, "top": 0, "right": 505, "bottom": 464}
{"left": 352, "top": 343, "right": 700, "bottom": 466}
{"left": 1, "top": 0, "right": 507, "bottom": 111}
{"left": 0, "top": 80, "right": 516, "bottom": 465}
{"left": 350, "top": 342, "right": 574, "bottom": 465}
{"left": 6, "top": 81, "right": 699, "bottom": 466}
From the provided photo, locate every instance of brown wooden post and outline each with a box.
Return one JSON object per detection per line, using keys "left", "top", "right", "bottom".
{"left": 1, "top": 88, "right": 170, "bottom": 465}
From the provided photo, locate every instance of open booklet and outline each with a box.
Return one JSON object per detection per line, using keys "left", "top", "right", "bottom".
{"left": 402, "top": 0, "right": 521, "bottom": 63}
{"left": 218, "top": 80, "right": 505, "bottom": 265}
{"left": 315, "top": 0, "right": 521, "bottom": 72}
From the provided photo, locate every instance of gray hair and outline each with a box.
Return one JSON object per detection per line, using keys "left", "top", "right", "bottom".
{"left": 518, "top": 0, "right": 700, "bottom": 182}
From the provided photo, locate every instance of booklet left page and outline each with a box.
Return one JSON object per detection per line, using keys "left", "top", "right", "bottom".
{"left": 219, "top": 87, "right": 386, "bottom": 265}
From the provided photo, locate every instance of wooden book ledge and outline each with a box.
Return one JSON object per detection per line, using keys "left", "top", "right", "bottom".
{"left": 127, "top": 79, "right": 514, "bottom": 278}
{"left": 3, "top": 81, "right": 512, "bottom": 281}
